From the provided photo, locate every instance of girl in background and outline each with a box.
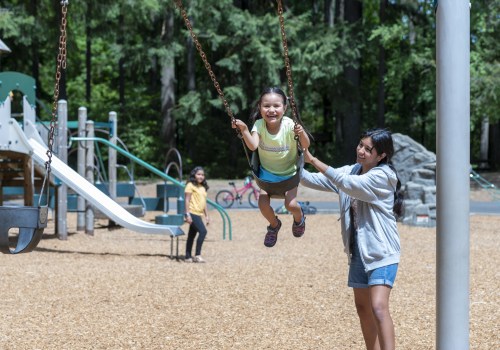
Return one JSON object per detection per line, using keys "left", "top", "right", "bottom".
{"left": 184, "top": 166, "right": 210, "bottom": 263}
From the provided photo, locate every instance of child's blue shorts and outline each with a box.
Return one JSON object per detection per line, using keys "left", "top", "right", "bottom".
{"left": 348, "top": 238, "right": 398, "bottom": 288}
{"left": 259, "top": 166, "right": 293, "bottom": 182}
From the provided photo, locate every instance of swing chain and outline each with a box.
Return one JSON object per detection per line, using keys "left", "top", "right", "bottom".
{"left": 174, "top": 0, "right": 242, "bottom": 139}
{"left": 276, "top": 0, "right": 301, "bottom": 141}
{"left": 46, "top": 1, "right": 68, "bottom": 176}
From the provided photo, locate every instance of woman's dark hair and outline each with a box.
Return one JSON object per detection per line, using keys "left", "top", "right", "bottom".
{"left": 189, "top": 166, "right": 209, "bottom": 190}
{"left": 249, "top": 86, "right": 288, "bottom": 123}
{"left": 361, "top": 128, "right": 404, "bottom": 218}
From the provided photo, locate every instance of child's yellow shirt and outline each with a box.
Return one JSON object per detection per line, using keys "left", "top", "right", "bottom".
{"left": 185, "top": 182, "right": 207, "bottom": 216}
{"left": 251, "top": 116, "right": 298, "bottom": 176}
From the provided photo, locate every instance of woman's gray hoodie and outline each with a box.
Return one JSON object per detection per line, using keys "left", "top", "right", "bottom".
{"left": 301, "top": 163, "right": 400, "bottom": 272}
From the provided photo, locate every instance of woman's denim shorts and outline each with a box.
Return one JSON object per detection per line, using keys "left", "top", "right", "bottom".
{"left": 348, "top": 238, "right": 398, "bottom": 289}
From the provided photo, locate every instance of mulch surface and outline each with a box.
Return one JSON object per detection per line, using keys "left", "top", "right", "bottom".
{"left": 0, "top": 181, "right": 498, "bottom": 349}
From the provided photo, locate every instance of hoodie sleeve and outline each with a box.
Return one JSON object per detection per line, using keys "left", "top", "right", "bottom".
{"left": 300, "top": 169, "right": 339, "bottom": 194}
{"left": 324, "top": 165, "right": 396, "bottom": 204}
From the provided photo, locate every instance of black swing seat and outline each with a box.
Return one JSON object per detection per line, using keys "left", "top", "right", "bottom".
{"left": 0, "top": 206, "right": 48, "bottom": 254}
{"left": 251, "top": 149, "right": 304, "bottom": 198}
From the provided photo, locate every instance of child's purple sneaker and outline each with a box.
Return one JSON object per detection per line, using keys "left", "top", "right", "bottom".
{"left": 292, "top": 209, "right": 306, "bottom": 237}
{"left": 264, "top": 217, "right": 282, "bottom": 247}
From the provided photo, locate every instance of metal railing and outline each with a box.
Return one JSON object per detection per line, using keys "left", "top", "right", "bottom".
{"left": 71, "top": 136, "right": 232, "bottom": 240}
{"left": 470, "top": 169, "right": 500, "bottom": 201}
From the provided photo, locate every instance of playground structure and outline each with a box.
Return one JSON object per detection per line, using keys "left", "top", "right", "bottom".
{"left": 469, "top": 169, "right": 500, "bottom": 201}
{"left": 0, "top": 71, "right": 231, "bottom": 256}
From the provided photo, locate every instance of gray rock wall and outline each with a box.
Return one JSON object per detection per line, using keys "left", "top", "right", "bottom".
{"left": 392, "top": 133, "right": 437, "bottom": 227}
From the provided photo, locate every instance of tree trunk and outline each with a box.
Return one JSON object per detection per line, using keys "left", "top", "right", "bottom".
{"left": 186, "top": 17, "right": 196, "bottom": 91}
{"left": 337, "top": 0, "right": 345, "bottom": 21}
{"left": 376, "top": 0, "right": 387, "bottom": 127}
{"left": 31, "top": 0, "right": 40, "bottom": 100}
{"left": 56, "top": 0, "right": 67, "bottom": 101}
{"left": 85, "top": 3, "right": 92, "bottom": 105}
{"left": 160, "top": 10, "right": 176, "bottom": 150}
{"left": 490, "top": 122, "right": 500, "bottom": 170}
{"left": 233, "top": 0, "right": 250, "bottom": 11}
{"left": 322, "top": 0, "right": 335, "bottom": 143}
{"left": 118, "top": 10, "right": 125, "bottom": 116}
{"left": 338, "top": 0, "right": 362, "bottom": 165}
{"left": 324, "top": 0, "right": 335, "bottom": 27}
{"left": 479, "top": 116, "right": 489, "bottom": 169}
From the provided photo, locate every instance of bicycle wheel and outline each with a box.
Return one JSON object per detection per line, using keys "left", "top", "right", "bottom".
{"left": 216, "top": 190, "right": 235, "bottom": 208}
{"left": 248, "top": 191, "right": 259, "bottom": 208}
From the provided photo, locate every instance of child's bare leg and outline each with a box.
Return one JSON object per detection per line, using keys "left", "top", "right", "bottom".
{"left": 284, "top": 187, "right": 302, "bottom": 223}
{"left": 259, "top": 191, "right": 279, "bottom": 227}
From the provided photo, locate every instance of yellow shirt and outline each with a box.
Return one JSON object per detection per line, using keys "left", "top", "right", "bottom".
{"left": 185, "top": 182, "right": 207, "bottom": 216}
{"left": 251, "top": 116, "right": 298, "bottom": 176}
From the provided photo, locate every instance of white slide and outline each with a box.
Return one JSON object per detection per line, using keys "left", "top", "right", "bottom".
{"left": 27, "top": 137, "right": 183, "bottom": 237}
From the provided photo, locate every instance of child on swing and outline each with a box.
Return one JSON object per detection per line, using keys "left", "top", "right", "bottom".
{"left": 232, "top": 86, "right": 310, "bottom": 248}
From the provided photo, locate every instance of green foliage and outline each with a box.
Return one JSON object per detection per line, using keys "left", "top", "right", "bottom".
{"left": 174, "top": 90, "right": 204, "bottom": 124}
{"left": 470, "top": 0, "right": 500, "bottom": 124}
{"left": 120, "top": 118, "right": 164, "bottom": 172}
{"left": 1, "top": 0, "right": 499, "bottom": 175}
{"left": 0, "top": 6, "right": 34, "bottom": 42}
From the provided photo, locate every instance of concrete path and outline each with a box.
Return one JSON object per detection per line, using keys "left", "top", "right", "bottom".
{"left": 221, "top": 199, "right": 500, "bottom": 216}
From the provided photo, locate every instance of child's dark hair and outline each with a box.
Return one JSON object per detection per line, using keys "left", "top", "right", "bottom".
{"left": 249, "top": 86, "right": 311, "bottom": 141}
{"left": 250, "top": 86, "right": 288, "bottom": 123}
{"left": 361, "top": 128, "right": 404, "bottom": 218}
{"left": 189, "top": 166, "right": 209, "bottom": 190}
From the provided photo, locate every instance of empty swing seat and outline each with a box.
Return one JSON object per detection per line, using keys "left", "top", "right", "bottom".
{"left": 0, "top": 206, "right": 48, "bottom": 254}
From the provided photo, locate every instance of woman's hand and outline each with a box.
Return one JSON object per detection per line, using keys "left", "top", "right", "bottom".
{"left": 303, "top": 148, "right": 329, "bottom": 173}
{"left": 303, "top": 148, "right": 314, "bottom": 164}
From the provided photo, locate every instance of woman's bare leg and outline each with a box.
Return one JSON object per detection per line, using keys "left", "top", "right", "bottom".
{"left": 370, "top": 285, "right": 395, "bottom": 350}
{"left": 353, "top": 288, "right": 381, "bottom": 350}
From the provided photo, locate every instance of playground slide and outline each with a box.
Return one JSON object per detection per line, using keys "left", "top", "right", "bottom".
{"left": 27, "top": 137, "right": 183, "bottom": 236}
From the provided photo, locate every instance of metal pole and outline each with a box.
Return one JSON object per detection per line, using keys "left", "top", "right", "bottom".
{"left": 108, "top": 111, "right": 117, "bottom": 201}
{"left": 77, "top": 107, "right": 87, "bottom": 231}
{"left": 108, "top": 111, "right": 118, "bottom": 227}
{"left": 85, "top": 120, "right": 95, "bottom": 235}
{"left": 436, "top": 2, "right": 470, "bottom": 349}
{"left": 56, "top": 100, "right": 68, "bottom": 240}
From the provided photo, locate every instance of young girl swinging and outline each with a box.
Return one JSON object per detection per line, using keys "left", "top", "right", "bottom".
{"left": 232, "top": 87, "right": 310, "bottom": 248}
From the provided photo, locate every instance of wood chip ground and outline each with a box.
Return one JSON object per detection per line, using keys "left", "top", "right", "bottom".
{"left": 0, "top": 181, "right": 497, "bottom": 349}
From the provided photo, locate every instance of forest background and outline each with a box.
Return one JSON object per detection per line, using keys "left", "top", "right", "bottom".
{"left": 0, "top": 0, "right": 498, "bottom": 178}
